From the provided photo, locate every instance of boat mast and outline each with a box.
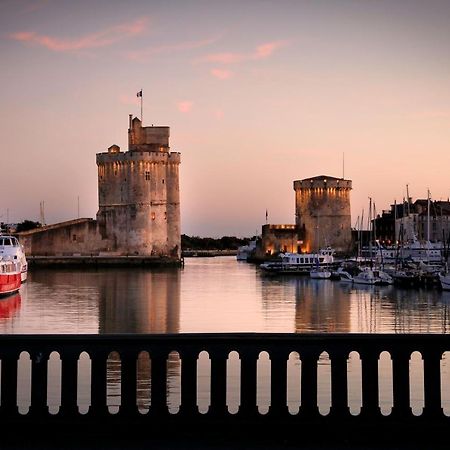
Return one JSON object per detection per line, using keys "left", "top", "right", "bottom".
{"left": 368, "top": 197, "right": 372, "bottom": 267}
{"left": 427, "top": 189, "right": 431, "bottom": 264}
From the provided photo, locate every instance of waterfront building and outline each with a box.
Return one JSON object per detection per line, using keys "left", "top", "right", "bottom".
{"left": 17, "top": 116, "right": 181, "bottom": 262}
{"left": 257, "top": 175, "right": 353, "bottom": 257}
{"left": 373, "top": 198, "right": 450, "bottom": 245}
{"left": 260, "top": 224, "right": 299, "bottom": 256}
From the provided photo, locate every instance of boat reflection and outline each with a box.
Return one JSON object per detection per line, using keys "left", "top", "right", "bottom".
{"left": 0, "top": 291, "right": 21, "bottom": 319}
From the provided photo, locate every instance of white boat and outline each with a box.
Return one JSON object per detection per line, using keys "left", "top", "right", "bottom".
{"left": 333, "top": 267, "right": 353, "bottom": 283}
{"left": 439, "top": 272, "right": 450, "bottom": 291}
{"left": 310, "top": 267, "right": 331, "bottom": 279}
{"left": 236, "top": 240, "right": 257, "bottom": 261}
{"left": 353, "top": 267, "right": 380, "bottom": 285}
{"left": 0, "top": 235, "right": 28, "bottom": 283}
{"left": 260, "top": 248, "right": 335, "bottom": 275}
{"left": 372, "top": 268, "right": 394, "bottom": 285}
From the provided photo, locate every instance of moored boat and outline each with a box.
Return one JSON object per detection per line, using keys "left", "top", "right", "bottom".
{"left": 0, "top": 235, "right": 28, "bottom": 283}
{"left": 439, "top": 272, "right": 450, "bottom": 291}
{"left": 310, "top": 267, "right": 331, "bottom": 279}
{"left": 260, "top": 248, "right": 335, "bottom": 275}
{"left": 236, "top": 240, "right": 257, "bottom": 261}
{"left": 0, "top": 258, "right": 21, "bottom": 297}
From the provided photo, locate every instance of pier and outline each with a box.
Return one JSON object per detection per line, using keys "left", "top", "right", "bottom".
{"left": 1, "top": 333, "right": 450, "bottom": 448}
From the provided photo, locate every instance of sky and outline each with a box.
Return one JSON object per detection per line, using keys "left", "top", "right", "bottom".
{"left": 1, "top": 0, "right": 450, "bottom": 237}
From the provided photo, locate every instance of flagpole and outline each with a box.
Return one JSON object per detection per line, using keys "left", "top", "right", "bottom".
{"left": 140, "top": 89, "right": 143, "bottom": 123}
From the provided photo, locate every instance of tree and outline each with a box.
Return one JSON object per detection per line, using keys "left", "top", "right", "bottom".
{"left": 15, "top": 220, "right": 42, "bottom": 233}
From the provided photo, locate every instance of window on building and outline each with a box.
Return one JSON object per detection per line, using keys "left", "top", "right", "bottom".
{"left": 145, "top": 171, "right": 150, "bottom": 180}
{"left": 72, "top": 234, "right": 77, "bottom": 242}
{"left": 151, "top": 212, "right": 156, "bottom": 221}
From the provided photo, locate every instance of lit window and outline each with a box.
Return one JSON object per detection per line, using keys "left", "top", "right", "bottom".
{"left": 151, "top": 212, "right": 156, "bottom": 220}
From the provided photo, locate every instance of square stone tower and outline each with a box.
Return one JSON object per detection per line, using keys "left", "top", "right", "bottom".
{"left": 96, "top": 116, "right": 181, "bottom": 258}
{"left": 293, "top": 175, "right": 352, "bottom": 254}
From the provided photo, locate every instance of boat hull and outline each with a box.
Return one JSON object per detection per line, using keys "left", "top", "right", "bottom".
{"left": 0, "top": 273, "right": 21, "bottom": 297}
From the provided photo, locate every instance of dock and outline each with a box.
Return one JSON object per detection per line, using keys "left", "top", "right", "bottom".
{"left": 27, "top": 255, "right": 182, "bottom": 268}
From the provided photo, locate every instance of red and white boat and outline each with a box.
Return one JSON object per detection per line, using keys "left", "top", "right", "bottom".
{"left": 0, "top": 235, "right": 28, "bottom": 282}
{"left": 0, "top": 258, "right": 21, "bottom": 297}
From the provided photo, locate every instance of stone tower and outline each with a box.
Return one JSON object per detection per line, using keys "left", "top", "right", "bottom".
{"left": 293, "top": 175, "right": 352, "bottom": 254}
{"left": 96, "top": 116, "right": 181, "bottom": 258}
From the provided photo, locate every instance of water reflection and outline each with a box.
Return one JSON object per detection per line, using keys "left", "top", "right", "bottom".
{"left": 8, "top": 257, "right": 450, "bottom": 413}
{"left": 0, "top": 292, "right": 21, "bottom": 320}
{"left": 97, "top": 268, "right": 180, "bottom": 333}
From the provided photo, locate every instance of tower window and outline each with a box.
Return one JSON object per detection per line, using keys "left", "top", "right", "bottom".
{"left": 151, "top": 212, "right": 156, "bottom": 220}
{"left": 145, "top": 171, "right": 150, "bottom": 180}
{"left": 162, "top": 179, "right": 165, "bottom": 184}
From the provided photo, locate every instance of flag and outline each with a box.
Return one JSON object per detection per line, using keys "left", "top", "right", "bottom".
{"left": 137, "top": 90, "right": 142, "bottom": 97}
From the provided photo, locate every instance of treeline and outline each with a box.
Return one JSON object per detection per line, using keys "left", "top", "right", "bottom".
{"left": 181, "top": 234, "right": 255, "bottom": 250}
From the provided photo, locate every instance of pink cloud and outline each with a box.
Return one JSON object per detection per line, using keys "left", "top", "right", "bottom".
{"left": 201, "top": 40, "right": 288, "bottom": 66}
{"left": 210, "top": 68, "right": 233, "bottom": 80}
{"left": 9, "top": 17, "right": 148, "bottom": 52}
{"left": 119, "top": 94, "right": 140, "bottom": 106}
{"left": 214, "top": 109, "right": 224, "bottom": 119}
{"left": 252, "top": 40, "right": 287, "bottom": 60}
{"left": 177, "top": 101, "right": 193, "bottom": 113}
{"left": 127, "top": 37, "right": 217, "bottom": 62}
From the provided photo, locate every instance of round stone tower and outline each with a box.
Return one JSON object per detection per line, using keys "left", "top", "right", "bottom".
{"left": 96, "top": 116, "right": 181, "bottom": 258}
{"left": 293, "top": 175, "right": 352, "bottom": 254}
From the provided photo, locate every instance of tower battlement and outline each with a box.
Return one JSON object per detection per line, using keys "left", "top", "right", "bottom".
{"left": 128, "top": 116, "right": 170, "bottom": 152}
{"left": 293, "top": 176, "right": 352, "bottom": 191}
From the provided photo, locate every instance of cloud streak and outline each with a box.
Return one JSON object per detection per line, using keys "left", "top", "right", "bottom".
{"left": 9, "top": 17, "right": 148, "bottom": 52}
{"left": 127, "top": 37, "right": 217, "bottom": 62}
{"left": 202, "top": 40, "right": 288, "bottom": 65}
{"left": 210, "top": 68, "right": 233, "bottom": 80}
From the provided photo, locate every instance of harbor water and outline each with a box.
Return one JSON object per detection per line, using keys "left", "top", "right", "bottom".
{"left": 2, "top": 256, "right": 450, "bottom": 415}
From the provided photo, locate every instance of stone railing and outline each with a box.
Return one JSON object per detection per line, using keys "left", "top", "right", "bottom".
{"left": 1, "top": 333, "right": 449, "bottom": 443}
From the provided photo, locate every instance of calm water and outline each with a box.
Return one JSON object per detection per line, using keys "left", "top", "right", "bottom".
{"left": 3, "top": 255, "right": 450, "bottom": 334}
{"left": 3, "top": 256, "right": 450, "bottom": 414}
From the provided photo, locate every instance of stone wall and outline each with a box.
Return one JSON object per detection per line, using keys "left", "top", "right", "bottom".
{"left": 260, "top": 224, "right": 299, "bottom": 256}
{"left": 17, "top": 219, "right": 109, "bottom": 256}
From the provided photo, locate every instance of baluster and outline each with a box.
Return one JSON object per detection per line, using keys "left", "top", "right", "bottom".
{"left": 269, "top": 350, "right": 289, "bottom": 417}
{"left": 300, "top": 350, "right": 320, "bottom": 417}
{"left": 179, "top": 349, "right": 198, "bottom": 416}
{"left": 120, "top": 350, "right": 138, "bottom": 417}
{"left": 0, "top": 352, "right": 19, "bottom": 417}
{"left": 29, "top": 350, "right": 50, "bottom": 416}
{"left": 209, "top": 349, "right": 228, "bottom": 416}
{"left": 239, "top": 348, "right": 259, "bottom": 417}
{"left": 150, "top": 351, "right": 168, "bottom": 416}
{"left": 423, "top": 348, "right": 443, "bottom": 419}
{"left": 330, "top": 349, "right": 349, "bottom": 417}
{"left": 391, "top": 351, "right": 412, "bottom": 418}
{"left": 60, "top": 350, "right": 80, "bottom": 417}
{"left": 90, "top": 349, "right": 109, "bottom": 417}
{"left": 360, "top": 350, "right": 380, "bottom": 418}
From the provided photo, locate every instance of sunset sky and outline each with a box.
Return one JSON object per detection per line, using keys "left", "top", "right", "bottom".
{"left": 1, "top": 0, "right": 450, "bottom": 237}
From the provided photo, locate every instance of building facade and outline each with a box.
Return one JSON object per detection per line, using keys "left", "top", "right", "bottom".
{"left": 293, "top": 175, "right": 352, "bottom": 254}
